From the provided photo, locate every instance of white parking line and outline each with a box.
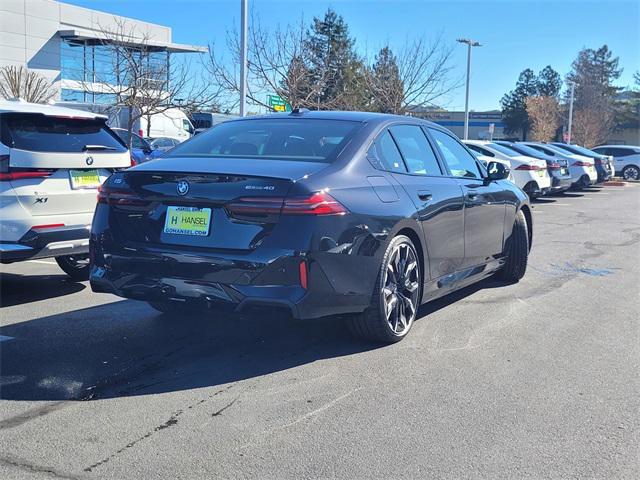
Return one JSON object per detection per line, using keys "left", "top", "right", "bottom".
{"left": 0, "top": 335, "right": 15, "bottom": 343}
{"left": 27, "top": 260, "right": 57, "bottom": 265}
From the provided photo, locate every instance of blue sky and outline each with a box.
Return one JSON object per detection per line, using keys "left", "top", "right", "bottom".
{"left": 63, "top": 0, "right": 640, "bottom": 111}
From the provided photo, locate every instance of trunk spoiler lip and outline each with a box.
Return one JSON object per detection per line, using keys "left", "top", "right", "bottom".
{"left": 127, "top": 157, "right": 331, "bottom": 183}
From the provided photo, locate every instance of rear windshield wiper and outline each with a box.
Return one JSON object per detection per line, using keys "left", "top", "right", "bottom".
{"left": 82, "top": 145, "right": 117, "bottom": 151}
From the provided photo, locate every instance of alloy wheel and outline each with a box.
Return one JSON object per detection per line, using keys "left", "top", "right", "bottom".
{"left": 381, "top": 242, "right": 420, "bottom": 336}
{"left": 623, "top": 166, "right": 639, "bottom": 181}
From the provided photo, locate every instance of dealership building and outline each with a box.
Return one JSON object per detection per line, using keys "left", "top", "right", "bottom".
{"left": 409, "top": 109, "right": 507, "bottom": 140}
{"left": 0, "top": 0, "right": 207, "bottom": 103}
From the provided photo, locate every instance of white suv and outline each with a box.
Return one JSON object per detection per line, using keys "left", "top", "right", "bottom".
{"left": 0, "top": 99, "right": 130, "bottom": 279}
{"left": 592, "top": 145, "right": 640, "bottom": 180}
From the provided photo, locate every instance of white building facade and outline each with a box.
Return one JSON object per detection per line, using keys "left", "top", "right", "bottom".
{"left": 0, "top": 0, "right": 206, "bottom": 103}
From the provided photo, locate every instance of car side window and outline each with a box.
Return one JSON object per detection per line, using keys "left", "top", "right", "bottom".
{"left": 428, "top": 128, "right": 481, "bottom": 178}
{"left": 389, "top": 125, "right": 442, "bottom": 176}
{"left": 611, "top": 148, "right": 631, "bottom": 157}
{"left": 367, "top": 130, "right": 407, "bottom": 173}
{"left": 131, "top": 134, "right": 145, "bottom": 149}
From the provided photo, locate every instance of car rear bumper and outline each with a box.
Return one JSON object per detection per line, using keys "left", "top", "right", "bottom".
{"left": 0, "top": 225, "right": 90, "bottom": 263}
{"left": 549, "top": 174, "right": 573, "bottom": 192}
{"left": 89, "top": 243, "right": 374, "bottom": 320}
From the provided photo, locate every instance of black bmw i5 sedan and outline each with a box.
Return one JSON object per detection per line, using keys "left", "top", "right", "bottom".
{"left": 90, "top": 110, "right": 532, "bottom": 343}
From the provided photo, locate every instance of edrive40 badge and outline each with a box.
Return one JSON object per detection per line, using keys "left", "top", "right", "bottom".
{"left": 176, "top": 180, "right": 190, "bottom": 196}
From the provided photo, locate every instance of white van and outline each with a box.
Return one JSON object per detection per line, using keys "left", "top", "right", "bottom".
{"left": 55, "top": 103, "right": 195, "bottom": 143}
{"left": 0, "top": 99, "right": 130, "bottom": 279}
{"left": 139, "top": 108, "right": 194, "bottom": 142}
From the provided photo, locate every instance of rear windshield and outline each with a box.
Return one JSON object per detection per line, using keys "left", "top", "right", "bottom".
{"left": 487, "top": 143, "right": 521, "bottom": 157}
{"left": 497, "top": 142, "right": 545, "bottom": 159}
{"left": 166, "top": 118, "right": 361, "bottom": 163}
{"left": 553, "top": 143, "right": 602, "bottom": 158}
{"left": 0, "top": 113, "right": 127, "bottom": 153}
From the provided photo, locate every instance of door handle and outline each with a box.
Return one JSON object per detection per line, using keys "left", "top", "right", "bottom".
{"left": 417, "top": 190, "right": 432, "bottom": 201}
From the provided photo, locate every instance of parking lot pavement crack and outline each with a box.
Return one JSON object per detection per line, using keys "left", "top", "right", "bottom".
{"left": 82, "top": 385, "right": 235, "bottom": 473}
{"left": 0, "top": 454, "right": 82, "bottom": 480}
{"left": 211, "top": 396, "right": 239, "bottom": 417}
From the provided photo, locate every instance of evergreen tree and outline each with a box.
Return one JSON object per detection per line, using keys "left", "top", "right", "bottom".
{"left": 369, "top": 46, "right": 404, "bottom": 113}
{"left": 567, "top": 45, "right": 622, "bottom": 110}
{"left": 500, "top": 68, "right": 538, "bottom": 139}
{"left": 537, "top": 66, "right": 562, "bottom": 98}
{"left": 566, "top": 45, "right": 622, "bottom": 145}
{"left": 304, "top": 8, "right": 365, "bottom": 110}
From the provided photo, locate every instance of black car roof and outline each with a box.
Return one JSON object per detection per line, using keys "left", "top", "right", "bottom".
{"left": 226, "top": 110, "right": 444, "bottom": 130}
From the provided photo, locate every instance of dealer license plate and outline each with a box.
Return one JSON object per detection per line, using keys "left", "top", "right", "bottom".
{"left": 163, "top": 206, "right": 212, "bottom": 236}
{"left": 69, "top": 169, "right": 100, "bottom": 189}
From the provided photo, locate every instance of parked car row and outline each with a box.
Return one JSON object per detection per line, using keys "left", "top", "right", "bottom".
{"left": 463, "top": 139, "right": 617, "bottom": 198}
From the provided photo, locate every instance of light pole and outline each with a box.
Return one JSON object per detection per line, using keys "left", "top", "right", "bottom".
{"left": 567, "top": 82, "right": 575, "bottom": 143}
{"left": 239, "top": 0, "right": 248, "bottom": 117}
{"left": 457, "top": 38, "right": 481, "bottom": 140}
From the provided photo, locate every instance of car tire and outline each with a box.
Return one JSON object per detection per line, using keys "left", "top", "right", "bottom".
{"left": 499, "top": 210, "right": 529, "bottom": 282}
{"left": 622, "top": 165, "right": 640, "bottom": 181}
{"left": 347, "top": 235, "right": 421, "bottom": 343}
{"left": 55, "top": 254, "right": 90, "bottom": 281}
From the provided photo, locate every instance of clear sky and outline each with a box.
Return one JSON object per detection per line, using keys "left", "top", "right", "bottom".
{"left": 62, "top": 0, "right": 640, "bottom": 111}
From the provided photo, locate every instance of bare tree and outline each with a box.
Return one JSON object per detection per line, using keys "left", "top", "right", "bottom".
{"left": 82, "top": 19, "right": 219, "bottom": 147}
{"left": 572, "top": 108, "right": 612, "bottom": 148}
{"left": 0, "top": 65, "right": 56, "bottom": 103}
{"left": 397, "top": 35, "right": 460, "bottom": 113}
{"left": 525, "top": 96, "right": 560, "bottom": 142}
{"left": 205, "top": 16, "right": 341, "bottom": 112}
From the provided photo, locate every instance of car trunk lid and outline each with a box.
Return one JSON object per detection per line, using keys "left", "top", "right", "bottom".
{"left": 105, "top": 158, "right": 329, "bottom": 250}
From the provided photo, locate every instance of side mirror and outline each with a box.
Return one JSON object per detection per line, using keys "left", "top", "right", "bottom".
{"left": 486, "top": 161, "right": 510, "bottom": 181}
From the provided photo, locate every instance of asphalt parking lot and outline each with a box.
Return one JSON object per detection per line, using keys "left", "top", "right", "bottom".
{"left": 1, "top": 184, "right": 639, "bottom": 479}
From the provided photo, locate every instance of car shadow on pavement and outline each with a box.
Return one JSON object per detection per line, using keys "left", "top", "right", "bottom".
{"left": 0, "top": 272, "right": 86, "bottom": 307}
{"left": 557, "top": 192, "right": 584, "bottom": 198}
{"left": 0, "top": 278, "right": 506, "bottom": 403}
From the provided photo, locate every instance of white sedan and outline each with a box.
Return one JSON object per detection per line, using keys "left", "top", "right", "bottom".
{"left": 522, "top": 142, "right": 597, "bottom": 189}
{"left": 463, "top": 140, "right": 551, "bottom": 197}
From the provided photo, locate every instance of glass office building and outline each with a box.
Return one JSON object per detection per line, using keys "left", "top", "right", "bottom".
{"left": 1, "top": 0, "right": 206, "bottom": 105}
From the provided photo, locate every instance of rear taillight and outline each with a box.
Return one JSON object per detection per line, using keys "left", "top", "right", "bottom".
{"left": 227, "top": 192, "right": 348, "bottom": 218}
{"left": 130, "top": 155, "right": 137, "bottom": 167}
{"left": 548, "top": 162, "right": 561, "bottom": 169}
{"left": 0, "top": 154, "right": 54, "bottom": 181}
{"left": 32, "top": 223, "right": 65, "bottom": 230}
{"left": 0, "top": 170, "right": 54, "bottom": 181}
{"left": 97, "top": 185, "right": 148, "bottom": 206}
{"left": 138, "top": 129, "right": 144, "bottom": 138}
{"left": 282, "top": 192, "right": 348, "bottom": 215}
{"left": 572, "top": 161, "right": 593, "bottom": 167}
{"left": 226, "top": 197, "right": 284, "bottom": 216}
{"left": 515, "top": 164, "right": 543, "bottom": 171}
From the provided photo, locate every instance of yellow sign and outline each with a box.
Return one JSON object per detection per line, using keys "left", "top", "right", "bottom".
{"left": 164, "top": 206, "right": 212, "bottom": 236}
{"left": 69, "top": 170, "right": 100, "bottom": 189}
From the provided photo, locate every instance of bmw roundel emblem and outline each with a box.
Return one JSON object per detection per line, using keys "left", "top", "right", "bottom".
{"left": 176, "top": 180, "right": 190, "bottom": 196}
{"left": 85, "top": 156, "right": 94, "bottom": 166}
